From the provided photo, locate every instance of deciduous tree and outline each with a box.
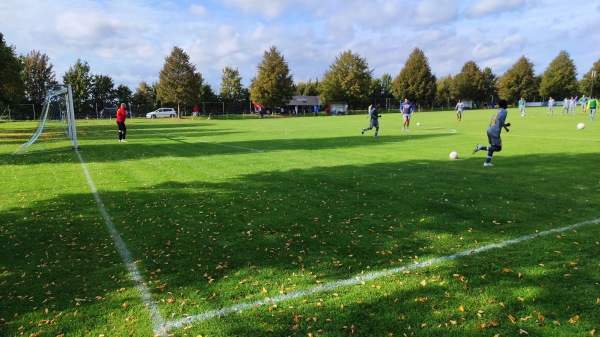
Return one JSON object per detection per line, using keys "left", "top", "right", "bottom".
{"left": 21, "top": 50, "right": 56, "bottom": 109}
{"left": 579, "top": 59, "right": 600, "bottom": 97}
{"left": 0, "top": 33, "right": 25, "bottom": 113}
{"left": 452, "top": 61, "right": 485, "bottom": 104}
{"left": 249, "top": 46, "right": 295, "bottom": 109}
{"left": 220, "top": 67, "right": 248, "bottom": 112}
{"left": 497, "top": 56, "right": 537, "bottom": 104}
{"left": 319, "top": 50, "right": 372, "bottom": 108}
{"left": 539, "top": 51, "right": 578, "bottom": 100}
{"left": 63, "top": 59, "right": 93, "bottom": 116}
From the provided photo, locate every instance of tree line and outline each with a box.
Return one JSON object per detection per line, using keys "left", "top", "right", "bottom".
{"left": 1, "top": 31, "right": 599, "bottom": 119}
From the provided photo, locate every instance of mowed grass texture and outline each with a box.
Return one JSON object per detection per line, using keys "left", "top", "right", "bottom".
{"left": 0, "top": 107, "right": 599, "bottom": 336}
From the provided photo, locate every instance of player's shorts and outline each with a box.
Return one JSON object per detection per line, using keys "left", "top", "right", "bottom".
{"left": 403, "top": 114, "right": 411, "bottom": 121}
{"left": 370, "top": 119, "right": 379, "bottom": 128}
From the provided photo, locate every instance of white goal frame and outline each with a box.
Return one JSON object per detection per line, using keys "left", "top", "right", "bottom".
{"left": 13, "top": 84, "right": 78, "bottom": 154}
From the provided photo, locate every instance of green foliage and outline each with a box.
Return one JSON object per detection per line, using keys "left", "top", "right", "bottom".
{"left": 156, "top": 46, "right": 203, "bottom": 115}
{"left": 20, "top": 50, "right": 56, "bottom": 108}
{"left": 497, "top": 56, "right": 537, "bottom": 104}
{"left": 435, "top": 74, "right": 453, "bottom": 107}
{"left": 482, "top": 67, "right": 498, "bottom": 103}
{"left": 578, "top": 59, "right": 600, "bottom": 97}
{"left": 249, "top": 46, "right": 295, "bottom": 108}
{"left": 370, "top": 73, "right": 393, "bottom": 99}
{"left": 319, "top": 50, "right": 372, "bottom": 107}
{"left": 295, "top": 78, "right": 320, "bottom": 96}
{"left": 392, "top": 48, "right": 436, "bottom": 106}
{"left": 451, "top": 61, "right": 486, "bottom": 102}
{"left": 539, "top": 50, "right": 578, "bottom": 99}
{"left": 132, "top": 81, "right": 157, "bottom": 115}
{"left": 0, "top": 32, "right": 26, "bottom": 112}
{"left": 220, "top": 66, "right": 248, "bottom": 111}
{"left": 63, "top": 58, "right": 93, "bottom": 116}
{"left": 114, "top": 84, "right": 133, "bottom": 107}
{"left": 91, "top": 74, "right": 116, "bottom": 111}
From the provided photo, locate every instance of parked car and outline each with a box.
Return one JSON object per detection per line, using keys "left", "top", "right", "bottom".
{"left": 100, "top": 108, "right": 132, "bottom": 118}
{"left": 146, "top": 108, "right": 177, "bottom": 118}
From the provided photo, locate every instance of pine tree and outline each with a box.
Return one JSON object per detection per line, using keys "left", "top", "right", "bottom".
{"left": 392, "top": 48, "right": 436, "bottom": 107}
{"left": 156, "top": 46, "right": 202, "bottom": 116}
{"left": 539, "top": 51, "right": 578, "bottom": 100}
{"left": 319, "top": 50, "right": 372, "bottom": 108}
{"left": 249, "top": 46, "right": 294, "bottom": 109}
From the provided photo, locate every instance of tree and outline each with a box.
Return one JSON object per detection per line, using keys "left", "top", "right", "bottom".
{"left": 156, "top": 46, "right": 202, "bottom": 116}
{"left": 63, "top": 59, "right": 93, "bottom": 116}
{"left": 114, "top": 84, "right": 133, "bottom": 108}
{"left": 539, "top": 51, "right": 578, "bottom": 101}
{"left": 132, "top": 81, "right": 156, "bottom": 116}
{"left": 91, "top": 74, "right": 116, "bottom": 112}
{"left": 451, "top": 61, "right": 485, "bottom": 104}
{"left": 496, "top": 56, "right": 537, "bottom": 104}
{"left": 391, "top": 48, "right": 436, "bottom": 107}
{"left": 0, "top": 32, "right": 26, "bottom": 113}
{"left": 579, "top": 59, "right": 600, "bottom": 97}
{"left": 482, "top": 67, "right": 498, "bottom": 104}
{"left": 293, "top": 79, "right": 319, "bottom": 96}
{"left": 249, "top": 46, "right": 295, "bottom": 109}
{"left": 319, "top": 50, "right": 372, "bottom": 108}
{"left": 20, "top": 50, "right": 56, "bottom": 109}
{"left": 435, "top": 75, "right": 454, "bottom": 108}
{"left": 370, "top": 73, "right": 393, "bottom": 99}
{"left": 220, "top": 67, "right": 247, "bottom": 112}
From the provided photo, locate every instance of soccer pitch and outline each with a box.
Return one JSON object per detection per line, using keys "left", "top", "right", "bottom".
{"left": 1, "top": 108, "right": 599, "bottom": 336}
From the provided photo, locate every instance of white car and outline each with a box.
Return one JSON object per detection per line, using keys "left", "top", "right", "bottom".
{"left": 146, "top": 108, "right": 176, "bottom": 118}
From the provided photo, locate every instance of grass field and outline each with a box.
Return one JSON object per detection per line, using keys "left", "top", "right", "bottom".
{"left": 1, "top": 107, "right": 599, "bottom": 337}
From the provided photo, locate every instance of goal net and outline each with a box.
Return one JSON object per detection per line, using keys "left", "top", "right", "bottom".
{"left": 13, "top": 84, "right": 78, "bottom": 154}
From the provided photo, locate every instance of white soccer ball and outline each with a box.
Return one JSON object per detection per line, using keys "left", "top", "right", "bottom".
{"left": 577, "top": 122, "right": 585, "bottom": 130}
{"left": 449, "top": 151, "right": 458, "bottom": 159}
{"left": 416, "top": 122, "right": 421, "bottom": 126}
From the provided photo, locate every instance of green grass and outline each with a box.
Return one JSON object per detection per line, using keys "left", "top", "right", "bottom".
{"left": 1, "top": 108, "right": 599, "bottom": 336}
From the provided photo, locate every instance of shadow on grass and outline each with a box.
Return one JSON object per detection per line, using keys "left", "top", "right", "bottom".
{"left": 1, "top": 150, "right": 599, "bottom": 335}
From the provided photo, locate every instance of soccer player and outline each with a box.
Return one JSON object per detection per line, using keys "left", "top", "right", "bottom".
{"left": 454, "top": 99, "right": 464, "bottom": 121}
{"left": 518, "top": 97, "right": 526, "bottom": 116}
{"left": 472, "top": 100, "right": 510, "bottom": 167}
{"left": 116, "top": 103, "right": 127, "bottom": 142}
{"left": 361, "top": 103, "right": 381, "bottom": 138}
{"left": 561, "top": 97, "right": 569, "bottom": 115}
{"left": 587, "top": 97, "right": 598, "bottom": 121}
{"left": 547, "top": 97, "right": 555, "bottom": 116}
{"left": 579, "top": 95, "right": 588, "bottom": 114}
{"left": 569, "top": 96, "right": 576, "bottom": 115}
{"left": 400, "top": 98, "right": 414, "bottom": 131}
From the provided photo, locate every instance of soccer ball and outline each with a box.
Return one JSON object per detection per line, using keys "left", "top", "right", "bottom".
{"left": 577, "top": 122, "right": 585, "bottom": 130}
{"left": 416, "top": 122, "right": 421, "bottom": 126}
{"left": 449, "top": 151, "right": 458, "bottom": 159}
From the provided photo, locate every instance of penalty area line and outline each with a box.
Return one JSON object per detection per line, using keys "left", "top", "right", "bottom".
{"left": 75, "top": 149, "right": 167, "bottom": 337}
{"left": 162, "top": 217, "right": 600, "bottom": 333}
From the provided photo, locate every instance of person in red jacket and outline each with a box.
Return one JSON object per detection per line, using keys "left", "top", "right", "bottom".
{"left": 116, "top": 103, "right": 127, "bottom": 142}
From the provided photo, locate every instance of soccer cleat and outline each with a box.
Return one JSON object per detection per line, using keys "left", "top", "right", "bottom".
{"left": 472, "top": 144, "right": 482, "bottom": 154}
{"left": 405, "top": 128, "right": 409, "bottom": 131}
{"left": 361, "top": 129, "right": 364, "bottom": 135}
{"left": 483, "top": 162, "right": 494, "bottom": 167}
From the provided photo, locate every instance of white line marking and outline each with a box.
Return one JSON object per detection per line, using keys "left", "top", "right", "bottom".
{"left": 75, "top": 149, "right": 167, "bottom": 337}
{"left": 163, "top": 217, "right": 599, "bottom": 332}
{"left": 197, "top": 139, "right": 265, "bottom": 152}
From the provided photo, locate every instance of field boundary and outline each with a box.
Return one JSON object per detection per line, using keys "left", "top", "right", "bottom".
{"left": 75, "top": 145, "right": 599, "bottom": 336}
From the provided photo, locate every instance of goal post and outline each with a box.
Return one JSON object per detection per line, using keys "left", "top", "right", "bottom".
{"left": 13, "top": 84, "right": 78, "bottom": 154}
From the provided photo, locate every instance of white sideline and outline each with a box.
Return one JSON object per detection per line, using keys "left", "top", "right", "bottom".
{"left": 163, "top": 217, "right": 599, "bottom": 332}
{"left": 75, "top": 149, "right": 167, "bottom": 337}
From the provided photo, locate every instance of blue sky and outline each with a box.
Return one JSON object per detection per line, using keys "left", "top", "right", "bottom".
{"left": 1, "top": 0, "right": 599, "bottom": 92}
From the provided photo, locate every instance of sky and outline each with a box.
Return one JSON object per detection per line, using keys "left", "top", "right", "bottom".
{"left": 1, "top": 0, "right": 599, "bottom": 93}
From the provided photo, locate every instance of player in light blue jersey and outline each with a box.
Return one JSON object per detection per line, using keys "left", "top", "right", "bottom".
{"left": 473, "top": 100, "right": 510, "bottom": 167}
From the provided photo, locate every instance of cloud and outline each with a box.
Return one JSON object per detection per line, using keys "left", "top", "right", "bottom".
{"left": 467, "top": 0, "right": 526, "bottom": 17}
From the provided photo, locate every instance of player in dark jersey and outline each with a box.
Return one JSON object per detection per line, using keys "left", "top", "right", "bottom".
{"left": 473, "top": 100, "right": 510, "bottom": 167}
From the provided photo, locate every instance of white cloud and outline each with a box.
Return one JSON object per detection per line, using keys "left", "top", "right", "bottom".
{"left": 467, "top": 0, "right": 526, "bottom": 17}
